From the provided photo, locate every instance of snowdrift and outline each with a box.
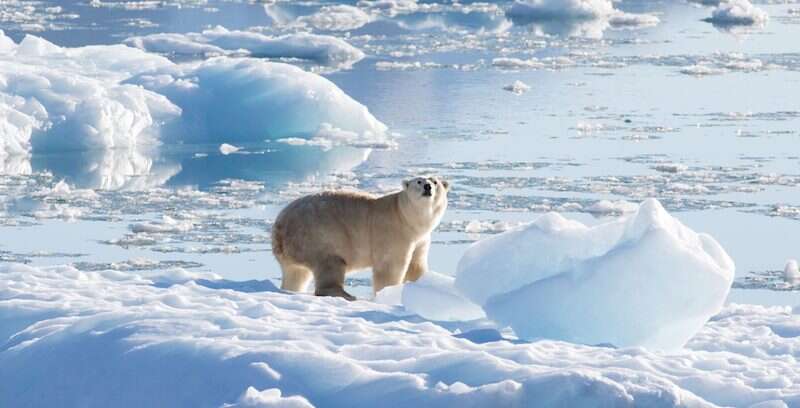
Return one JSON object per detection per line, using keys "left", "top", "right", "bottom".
{"left": 0, "top": 31, "right": 387, "bottom": 157}
{"left": 456, "top": 199, "right": 735, "bottom": 350}
{"left": 1, "top": 263, "right": 799, "bottom": 407}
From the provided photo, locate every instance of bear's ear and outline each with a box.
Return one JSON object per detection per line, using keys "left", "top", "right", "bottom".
{"left": 403, "top": 179, "right": 410, "bottom": 189}
{"left": 442, "top": 179, "right": 450, "bottom": 190}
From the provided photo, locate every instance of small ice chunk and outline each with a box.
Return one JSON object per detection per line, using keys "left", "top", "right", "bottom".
{"left": 219, "top": 143, "right": 241, "bottom": 155}
{"left": 221, "top": 387, "right": 314, "bottom": 408}
{"left": 502, "top": 80, "right": 531, "bottom": 95}
{"left": 375, "top": 271, "right": 485, "bottom": 321}
{"left": 784, "top": 260, "right": 800, "bottom": 282}
{"left": 456, "top": 199, "right": 735, "bottom": 350}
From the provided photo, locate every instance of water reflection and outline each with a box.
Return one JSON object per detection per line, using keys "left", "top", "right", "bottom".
{"left": 11, "top": 142, "right": 372, "bottom": 190}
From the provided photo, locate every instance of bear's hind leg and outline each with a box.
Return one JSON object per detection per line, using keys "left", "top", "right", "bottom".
{"left": 279, "top": 262, "right": 313, "bottom": 292}
{"left": 312, "top": 255, "right": 355, "bottom": 301}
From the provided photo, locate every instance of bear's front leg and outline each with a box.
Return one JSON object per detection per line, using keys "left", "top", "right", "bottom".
{"left": 404, "top": 239, "right": 430, "bottom": 283}
{"left": 372, "top": 247, "right": 414, "bottom": 294}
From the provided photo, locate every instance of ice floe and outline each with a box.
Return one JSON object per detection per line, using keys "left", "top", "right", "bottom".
{"left": 296, "top": 5, "right": 372, "bottom": 32}
{"left": 126, "top": 27, "right": 365, "bottom": 69}
{"left": 704, "top": 0, "right": 769, "bottom": 27}
{"left": 456, "top": 199, "right": 735, "bottom": 350}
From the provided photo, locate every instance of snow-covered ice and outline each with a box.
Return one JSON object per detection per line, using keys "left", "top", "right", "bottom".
{"left": 1, "top": 262, "right": 799, "bottom": 407}
{"left": 456, "top": 199, "right": 735, "bottom": 350}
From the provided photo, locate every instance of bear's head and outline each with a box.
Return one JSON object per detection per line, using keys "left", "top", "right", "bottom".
{"left": 402, "top": 176, "right": 449, "bottom": 228}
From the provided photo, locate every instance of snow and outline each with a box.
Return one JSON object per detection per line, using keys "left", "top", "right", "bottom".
{"left": 126, "top": 27, "right": 365, "bottom": 69}
{"left": 0, "top": 31, "right": 388, "bottom": 157}
{"left": 704, "top": 0, "right": 769, "bottom": 26}
{"left": 502, "top": 80, "right": 531, "bottom": 95}
{"left": 222, "top": 388, "right": 314, "bottom": 408}
{"left": 2, "top": 262, "right": 800, "bottom": 407}
{"left": 455, "top": 199, "right": 735, "bottom": 350}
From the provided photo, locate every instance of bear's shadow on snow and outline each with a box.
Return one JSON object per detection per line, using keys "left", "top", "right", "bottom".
{"left": 153, "top": 279, "right": 282, "bottom": 293}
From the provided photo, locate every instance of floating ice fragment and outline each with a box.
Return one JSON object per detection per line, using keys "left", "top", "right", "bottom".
{"left": 704, "top": 0, "right": 768, "bottom": 26}
{"left": 502, "top": 80, "right": 531, "bottom": 95}
{"left": 456, "top": 199, "right": 734, "bottom": 350}
{"left": 785, "top": 260, "right": 800, "bottom": 282}
{"left": 219, "top": 143, "right": 241, "bottom": 155}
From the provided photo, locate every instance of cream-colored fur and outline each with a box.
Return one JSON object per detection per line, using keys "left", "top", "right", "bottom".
{"left": 271, "top": 176, "right": 449, "bottom": 300}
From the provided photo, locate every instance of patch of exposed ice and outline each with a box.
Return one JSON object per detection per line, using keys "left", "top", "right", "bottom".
{"left": 375, "top": 271, "right": 485, "bottom": 321}
{"left": 456, "top": 199, "right": 735, "bottom": 350}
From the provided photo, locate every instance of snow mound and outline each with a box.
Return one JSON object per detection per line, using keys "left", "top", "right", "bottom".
{"left": 0, "top": 31, "right": 386, "bottom": 157}
{"left": 456, "top": 199, "right": 735, "bottom": 350}
{"left": 704, "top": 0, "right": 768, "bottom": 26}
{"left": 375, "top": 271, "right": 485, "bottom": 321}
{"left": 126, "top": 26, "right": 365, "bottom": 69}
{"left": 3, "top": 263, "right": 800, "bottom": 407}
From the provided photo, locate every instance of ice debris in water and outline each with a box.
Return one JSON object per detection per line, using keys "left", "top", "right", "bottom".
{"left": 502, "top": 80, "right": 531, "bottom": 95}
{"left": 704, "top": 0, "right": 769, "bottom": 27}
{"left": 456, "top": 199, "right": 735, "bottom": 350}
{"left": 785, "top": 259, "right": 800, "bottom": 282}
{"left": 125, "top": 26, "right": 365, "bottom": 69}
{"left": 219, "top": 143, "right": 241, "bottom": 155}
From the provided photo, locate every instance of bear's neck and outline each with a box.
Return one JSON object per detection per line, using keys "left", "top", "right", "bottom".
{"left": 396, "top": 192, "right": 441, "bottom": 238}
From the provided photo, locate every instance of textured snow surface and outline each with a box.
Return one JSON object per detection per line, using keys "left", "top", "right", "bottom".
{"left": 0, "top": 31, "right": 387, "bottom": 156}
{"left": 1, "top": 263, "right": 799, "bottom": 407}
{"left": 456, "top": 199, "right": 735, "bottom": 350}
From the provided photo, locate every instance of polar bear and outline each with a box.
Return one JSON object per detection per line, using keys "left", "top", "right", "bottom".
{"left": 271, "top": 176, "right": 449, "bottom": 300}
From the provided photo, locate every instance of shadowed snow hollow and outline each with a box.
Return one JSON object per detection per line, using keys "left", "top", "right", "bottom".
{"left": 455, "top": 199, "right": 735, "bottom": 350}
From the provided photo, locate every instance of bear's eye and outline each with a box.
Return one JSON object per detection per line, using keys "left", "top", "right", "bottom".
{"left": 432, "top": 180, "right": 437, "bottom": 185}
{"left": 417, "top": 180, "right": 421, "bottom": 184}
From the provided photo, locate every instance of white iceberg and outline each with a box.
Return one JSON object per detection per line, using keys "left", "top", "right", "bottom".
{"left": 125, "top": 26, "right": 365, "bottom": 69}
{"left": 506, "top": 0, "right": 659, "bottom": 37}
{"left": 0, "top": 31, "right": 388, "bottom": 158}
{"left": 456, "top": 199, "right": 735, "bottom": 350}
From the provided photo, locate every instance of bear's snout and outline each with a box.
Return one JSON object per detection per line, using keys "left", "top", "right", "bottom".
{"left": 423, "top": 183, "right": 432, "bottom": 196}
